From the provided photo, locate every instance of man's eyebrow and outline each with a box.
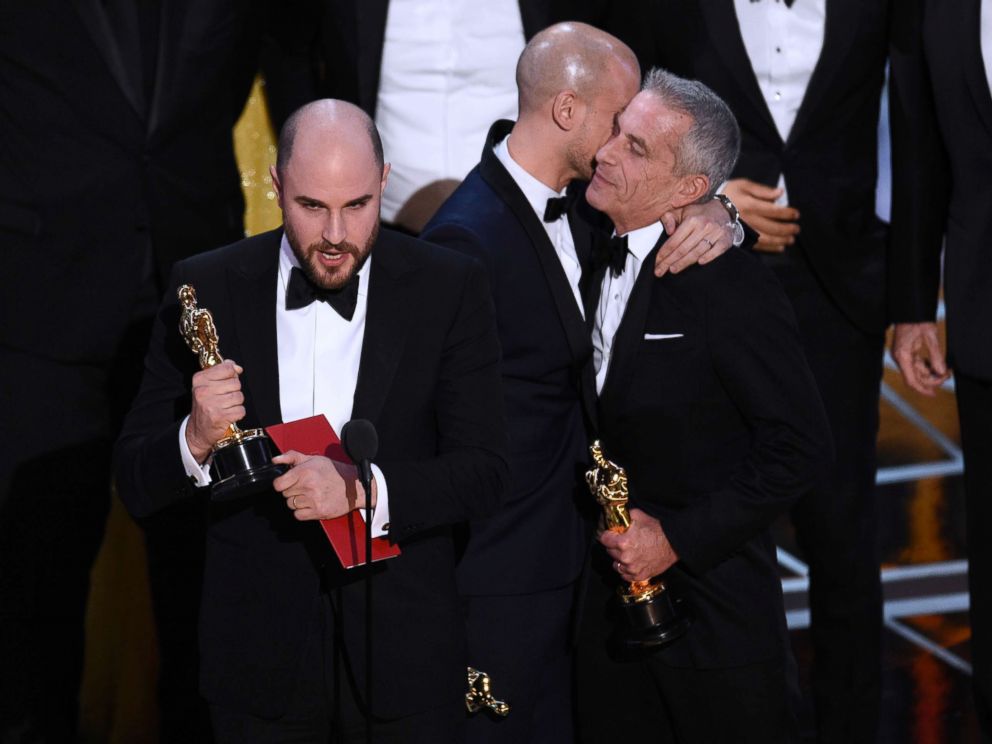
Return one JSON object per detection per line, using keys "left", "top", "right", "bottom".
{"left": 294, "top": 195, "right": 326, "bottom": 207}
{"left": 344, "top": 194, "right": 374, "bottom": 207}
{"left": 626, "top": 132, "right": 648, "bottom": 154}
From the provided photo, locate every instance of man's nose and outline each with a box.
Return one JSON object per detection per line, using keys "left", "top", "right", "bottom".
{"left": 322, "top": 212, "right": 347, "bottom": 246}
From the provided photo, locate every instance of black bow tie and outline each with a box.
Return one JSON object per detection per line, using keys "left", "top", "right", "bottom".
{"left": 285, "top": 266, "right": 359, "bottom": 320}
{"left": 544, "top": 190, "right": 578, "bottom": 222}
{"left": 593, "top": 234, "right": 629, "bottom": 278}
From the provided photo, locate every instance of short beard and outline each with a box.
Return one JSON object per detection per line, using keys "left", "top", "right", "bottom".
{"left": 565, "top": 138, "right": 596, "bottom": 182}
{"left": 285, "top": 219, "right": 379, "bottom": 290}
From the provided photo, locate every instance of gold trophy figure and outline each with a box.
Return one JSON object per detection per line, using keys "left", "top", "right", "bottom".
{"left": 466, "top": 667, "right": 510, "bottom": 718}
{"left": 178, "top": 284, "right": 284, "bottom": 500}
{"left": 587, "top": 441, "right": 690, "bottom": 650}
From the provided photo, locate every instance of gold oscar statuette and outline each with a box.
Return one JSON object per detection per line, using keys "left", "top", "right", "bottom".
{"left": 178, "top": 284, "right": 284, "bottom": 500}
{"left": 466, "top": 667, "right": 510, "bottom": 718}
{"left": 586, "top": 441, "right": 690, "bottom": 650}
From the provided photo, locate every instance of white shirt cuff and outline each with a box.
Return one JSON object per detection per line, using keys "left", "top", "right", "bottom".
{"left": 179, "top": 416, "right": 213, "bottom": 487}
{"left": 356, "top": 463, "right": 390, "bottom": 538}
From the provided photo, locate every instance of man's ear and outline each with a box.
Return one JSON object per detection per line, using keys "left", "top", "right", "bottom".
{"left": 380, "top": 162, "right": 391, "bottom": 194}
{"left": 551, "top": 90, "right": 581, "bottom": 132}
{"left": 672, "top": 174, "right": 710, "bottom": 208}
{"left": 269, "top": 165, "right": 284, "bottom": 208}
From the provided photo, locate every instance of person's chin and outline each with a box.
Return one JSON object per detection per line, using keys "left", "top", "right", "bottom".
{"left": 586, "top": 180, "right": 608, "bottom": 211}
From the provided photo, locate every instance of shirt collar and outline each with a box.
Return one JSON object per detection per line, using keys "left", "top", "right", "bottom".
{"left": 621, "top": 221, "right": 665, "bottom": 262}
{"left": 493, "top": 134, "right": 567, "bottom": 220}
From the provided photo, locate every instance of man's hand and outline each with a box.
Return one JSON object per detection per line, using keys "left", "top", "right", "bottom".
{"left": 272, "top": 450, "right": 377, "bottom": 521}
{"left": 891, "top": 322, "right": 951, "bottom": 396}
{"left": 186, "top": 359, "right": 245, "bottom": 464}
{"left": 722, "top": 178, "right": 800, "bottom": 253}
{"left": 656, "top": 198, "right": 735, "bottom": 277}
{"left": 599, "top": 508, "right": 678, "bottom": 582}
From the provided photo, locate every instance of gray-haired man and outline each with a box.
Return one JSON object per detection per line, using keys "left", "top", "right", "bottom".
{"left": 575, "top": 69, "right": 831, "bottom": 743}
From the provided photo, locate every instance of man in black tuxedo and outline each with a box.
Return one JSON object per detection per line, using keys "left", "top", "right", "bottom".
{"left": 421, "top": 22, "right": 744, "bottom": 744}
{"left": 575, "top": 69, "right": 831, "bottom": 743}
{"left": 114, "top": 100, "right": 508, "bottom": 741}
{"left": 599, "top": 2, "right": 899, "bottom": 739}
{"left": 889, "top": 1, "right": 992, "bottom": 737}
{"left": 0, "top": 3, "right": 310, "bottom": 740}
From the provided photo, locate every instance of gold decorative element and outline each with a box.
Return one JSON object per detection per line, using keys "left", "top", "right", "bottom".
{"left": 178, "top": 284, "right": 262, "bottom": 449}
{"left": 466, "top": 667, "right": 511, "bottom": 718}
{"left": 233, "top": 75, "right": 282, "bottom": 237}
{"left": 586, "top": 441, "right": 666, "bottom": 604}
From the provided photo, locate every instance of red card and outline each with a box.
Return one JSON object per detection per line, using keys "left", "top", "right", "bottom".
{"left": 265, "top": 415, "right": 401, "bottom": 568}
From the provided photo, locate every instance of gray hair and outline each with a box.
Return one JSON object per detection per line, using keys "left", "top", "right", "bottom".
{"left": 641, "top": 68, "right": 740, "bottom": 200}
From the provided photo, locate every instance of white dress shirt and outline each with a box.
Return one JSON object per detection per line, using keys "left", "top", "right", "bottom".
{"left": 376, "top": 0, "right": 525, "bottom": 222}
{"left": 733, "top": 0, "right": 826, "bottom": 204}
{"left": 982, "top": 0, "right": 992, "bottom": 94}
{"left": 179, "top": 235, "right": 390, "bottom": 535}
{"left": 593, "top": 221, "right": 665, "bottom": 394}
{"left": 493, "top": 134, "right": 585, "bottom": 317}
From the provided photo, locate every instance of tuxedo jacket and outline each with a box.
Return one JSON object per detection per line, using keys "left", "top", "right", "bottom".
{"left": 420, "top": 120, "right": 595, "bottom": 595}
{"left": 114, "top": 228, "right": 509, "bottom": 718}
{"left": 0, "top": 0, "right": 308, "bottom": 365}
{"left": 889, "top": 0, "right": 992, "bottom": 380}
{"left": 314, "top": 0, "right": 563, "bottom": 117}
{"left": 585, "top": 243, "right": 831, "bottom": 668}
{"left": 607, "top": 0, "right": 895, "bottom": 334}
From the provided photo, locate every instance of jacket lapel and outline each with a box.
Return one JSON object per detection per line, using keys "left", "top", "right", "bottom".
{"left": 356, "top": 0, "right": 390, "bottom": 115}
{"left": 963, "top": 0, "right": 992, "bottom": 141}
{"left": 351, "top": 232, "right": 416, "bottom": 427}
{"left": 597, "top": 241, "right": 662, "bottom": 417}
{"left": 788, "top": 0, "right": 861, "bottom": 145}
{"left": 518, "top": 0, "right": 552, "bottom": 39}
{"left": 479, "top": 120, "right": 593, "bottom": 370}
{"left": 69, "top": 0, "right": 145, "bottom": 119}
{"left": 229, "top": 230, "right": 283, "bottom": 428}
{"left": 699, "top": 0, "right": 781, "bottom": 146}
{"left": 147, "top": 0, "right": 181, "bottom": 136}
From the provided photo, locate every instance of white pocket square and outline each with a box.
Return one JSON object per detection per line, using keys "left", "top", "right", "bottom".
{"left": 643, "top": 333, "right": 684, "bottom": 340}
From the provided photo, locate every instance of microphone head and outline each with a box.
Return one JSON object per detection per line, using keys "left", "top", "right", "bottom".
{"left": 341, "top": 419, "right": 379, "bottom": 463}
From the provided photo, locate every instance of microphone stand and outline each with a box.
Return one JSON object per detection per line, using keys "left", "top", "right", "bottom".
{"left": 343, "top": 419, "right": 378, "bottom": 744}
{"left": 358, "top": 464, "right": 374, "bottom": 744}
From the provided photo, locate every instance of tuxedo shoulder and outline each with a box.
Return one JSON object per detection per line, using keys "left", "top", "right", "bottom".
{"left": 422, "top": 168, "right": 510, "bottom": 237}
{"left": 173, "top": 228, "right": 280, "bottom": 277}
{"left": 376, "top": 227, "right": 484, "bottom": 277}
{"left": 663, "top": 246, "right": 788, "bottom": 311}
{"left": 667, "top": 246, "right": 774, "bottom": 289}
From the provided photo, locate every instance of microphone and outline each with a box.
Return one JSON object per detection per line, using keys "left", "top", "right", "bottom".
{"left": 341, "top": 418, "right": 378, "bottom": 743}
{"left": 341, "top": 419, "right": 378, "bottom": 485}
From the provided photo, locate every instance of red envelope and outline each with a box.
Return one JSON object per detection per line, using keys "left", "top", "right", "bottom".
{"left": 266, "top": 415, "right": 401, "bottom": 568}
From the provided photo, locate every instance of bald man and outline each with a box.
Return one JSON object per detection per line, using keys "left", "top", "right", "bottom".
{"left": 421, "top": 23, "right": 745, "bottom": 744}
{"left": 115, "top": 100, "right": 509, "bottom": 742}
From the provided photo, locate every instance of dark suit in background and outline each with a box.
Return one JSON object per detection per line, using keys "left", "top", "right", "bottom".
{"left": 115, "top": 228, "right": 508, "bottom": 738}
{"left": 577, "top": 243, "right": 831, "bottom": 742}
{"left": 601, "top": 2, "right": 896, "bottom": 739}
{"left": 0, "top": 3, "right": 307, "bottom": 740}
{"left": 889, "top": 0, "right": 992, "bottom": 736}
{"left": 421, "top": 121, "right": 594, "bottom": 742}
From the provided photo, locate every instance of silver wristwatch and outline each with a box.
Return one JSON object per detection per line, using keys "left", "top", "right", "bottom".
{"left": 713, "top": 194, "right": 745, "bottom": 246}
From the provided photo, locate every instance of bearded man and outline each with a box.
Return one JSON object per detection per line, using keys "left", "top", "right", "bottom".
{"left": 115, "top": 99, "right": 508, "bottom": 742}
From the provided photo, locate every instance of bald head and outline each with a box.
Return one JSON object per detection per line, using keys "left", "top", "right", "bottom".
{"left": 276, "top": 99, "right": 384, "bottom": 177}
{"left": 516, "top": 22, "right": 639, "bottom": 115}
